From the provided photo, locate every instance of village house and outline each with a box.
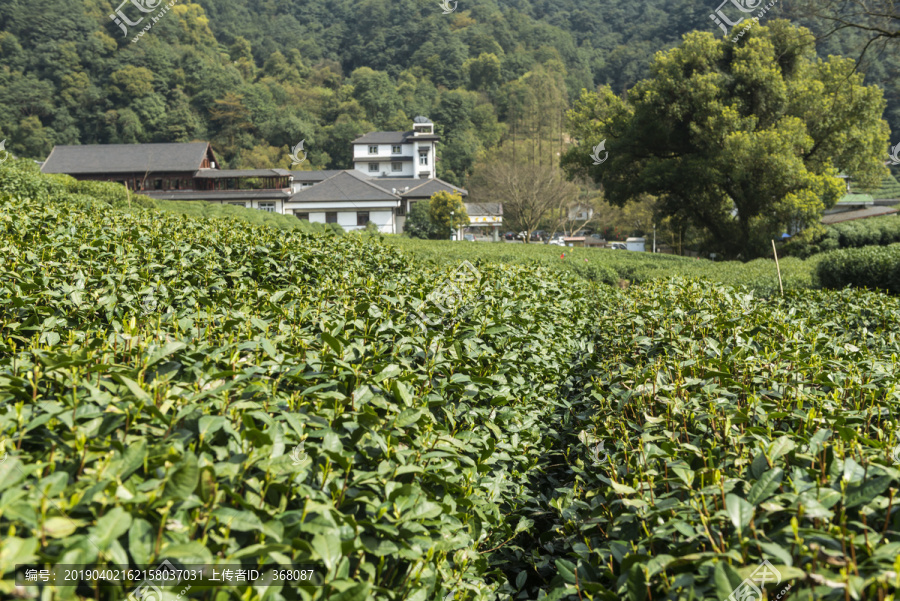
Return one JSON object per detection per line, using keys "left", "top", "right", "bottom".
{"left": 41, "top": 142, "right": 294, "bottom": 213}
{"left": 40, "top": 116, "right": 502, "bottom": 235}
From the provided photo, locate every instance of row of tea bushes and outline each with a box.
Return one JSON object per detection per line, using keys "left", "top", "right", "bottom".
{"left": 0, "top": 189, "right": 607, "bottom": 601}
{"left": 786, "top": 215, "right": 900, "bottom": 258}
{"left": 0, "top": 158, "right": 337, "bottom": 234}
{"left": 497, "top": 280, "right": 900, "bottom": 600}
{"left": 817, "top": 243, "right": 900, "bottom": 294}
{"left": 395, "top": 238, "right": 818, "bottom": 296}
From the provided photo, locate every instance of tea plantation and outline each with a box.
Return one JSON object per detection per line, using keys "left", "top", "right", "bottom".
{"left": 2, "top": 182, "right": 900, "bottom": 600}
{"left": 393, "top": 239, "right": 819, "bottom": 297}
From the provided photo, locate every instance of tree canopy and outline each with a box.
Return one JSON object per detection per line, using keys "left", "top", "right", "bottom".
{"left": 0, "top": 0, "right": 897, "bottom": 190}
{"left": 562, "top": 21, "right": 890, "bottom": 259}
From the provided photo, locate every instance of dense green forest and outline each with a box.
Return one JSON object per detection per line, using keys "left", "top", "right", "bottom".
{"left": 0, "top": 0, "right": 897, "bottom": 188}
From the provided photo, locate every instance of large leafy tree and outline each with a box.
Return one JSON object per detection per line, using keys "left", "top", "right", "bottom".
{"left": 428, "top": 190, "right": 468, "bottom": 238}
{"left": 562, "top": 21, "right": 890, "bottom": 259}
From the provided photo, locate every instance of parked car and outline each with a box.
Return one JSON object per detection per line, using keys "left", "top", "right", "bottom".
{"left": 548, "top": 233, "right": 566, "bottom": 246}
{"left": 608, "top": 242, "right": 627, "bottom": 250}
{"left": 504, "top": 231, "right": 516, "bottom": 240}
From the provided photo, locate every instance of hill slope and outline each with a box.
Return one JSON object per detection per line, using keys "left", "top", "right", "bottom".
{"left": 1, "top": 0, "right": 897, "bottom": 184}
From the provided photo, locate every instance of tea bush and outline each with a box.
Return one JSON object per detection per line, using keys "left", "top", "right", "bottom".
{"left": 817, "top": 244, "right": 900, "bottom": 293}
{"left": 0, "top": 159, "right": 337, "bottom": 235}
{"left": 0, "top": 191, "right": 605, "bottom": 600}
{"left": 498, "top": 281, "right": 900, "bottom": 600}
{"left": 3, "top": 165, "right": 900, "bottom": 600}
{"left": 785, "top": 215, "right": 900, "bottom": 258}
{"left": 394, "top": 239, "right": 819, "bottom": 295}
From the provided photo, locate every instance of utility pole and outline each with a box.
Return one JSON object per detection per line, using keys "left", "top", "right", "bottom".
{"left": 653, "top": 224, "right": 657, "bottom": 253}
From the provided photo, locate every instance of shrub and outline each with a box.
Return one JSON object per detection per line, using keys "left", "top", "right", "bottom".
{"left": 404, "top": 198, "right": 443, "bottom": 239}
{"left": 816, "top": 243, "right": 900, "bottom": 293}
{"left": 786, "top": 215, "right": 900, "bottom": 257}
{"left": 0, "top": 158, "right": 67, "bottom": 200}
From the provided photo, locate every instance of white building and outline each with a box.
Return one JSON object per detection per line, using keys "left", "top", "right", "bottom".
{"left": 350, "top": 116, "right": 439, "bottom": 180}
{"left": 285, "top": 170, "right": 471, "bottom": 234}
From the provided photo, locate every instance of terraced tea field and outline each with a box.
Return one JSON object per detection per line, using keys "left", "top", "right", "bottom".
{"left": 2, "top": 178, "right": 900, "bottom": 600}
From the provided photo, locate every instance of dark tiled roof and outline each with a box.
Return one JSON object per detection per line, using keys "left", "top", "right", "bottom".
{"left": 352, "top": 131, "right": 413, "bottom": 144}
{"left": 821, "top": 206, "right": 898, "bottom": 224}
{"left": 42, "top": 143, "right": 212, "bottom": 175}
{"left": 465, "top": 202, "right": 502, "bottom": 216}
{"left": 402, "top": 178, "right": 468, "bottom": 198}
{"left": 363, "top": 177, "right": 417, "bottom": 192}
{"left": 289, "top": 170, "right": 400, "bottom": 203}
{"left": 290, "top": 170, "right": 344, "bottom": 182}
{"left": 142, "top": 190, "right": 291, "bottom": 201}
{"left": 193, "top": 169, "right": 292, "bottom": 179}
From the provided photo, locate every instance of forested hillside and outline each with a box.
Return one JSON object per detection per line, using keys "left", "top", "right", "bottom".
{"left": 0, "top": 0, "right": 897, "bottom": 186}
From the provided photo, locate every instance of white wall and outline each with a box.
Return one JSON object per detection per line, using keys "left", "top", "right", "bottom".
{"left": 299, "top": 209, "right": 395, "bottom": 234}
{"left": 355, "top": 160, "right": 415, "bottom": 178}
{"left": 216, "top": 199, "right": 283, "bottom": 213}
{"left": 351, "top": 138, "right": 437, "bottom": 179}
{"left": 412, "top": 141, "right": 436, "bottom": 179}
{"left": 353, "top": 142, "right": 420, "bottom": 178}
{"left": 353, "top": 142, "right": 414, "bottom": 159}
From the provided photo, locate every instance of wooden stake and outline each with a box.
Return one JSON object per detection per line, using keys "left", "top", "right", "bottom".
{"left": 772, "top": 239, "right": 784, "bottom": 297}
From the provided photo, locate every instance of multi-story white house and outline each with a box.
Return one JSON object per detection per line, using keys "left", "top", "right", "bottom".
{"left": 351, "top": 116, "right": 438, "bottom": 180}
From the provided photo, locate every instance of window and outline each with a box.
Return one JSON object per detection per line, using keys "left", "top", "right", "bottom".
{"left": 419, "top": 152, "right": 429, "bottom": 166}
{"left": 326, "top": 212, "right": 338, "bottom": 224}
{"left": 392, "top": 162, "right": 402, "bottom": 172}
{"left": 154, "top": 179, "right": 163, "bottom": 190}
{"left": 228, "top": 201, "right": 246, "bottom": 207}
{"left": 396, "top": 202, "right": 407, "bottom": 217}
{"left": 357, "top": 212, "right": 370, "bottom": 226}
{"left": 369, "top": 163, "right": 379, "bottom": 172}
{"left": 368, "top": 145, "right": 378, "bottom": 155}
{"left": 392, "top": 145, "right": 402, "bottom": 154}
{"left": 295, "top": 212, "right": 309, "bottom": 220}
{"left": 258, "top": 202, "right": 276, "bottom": 213}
